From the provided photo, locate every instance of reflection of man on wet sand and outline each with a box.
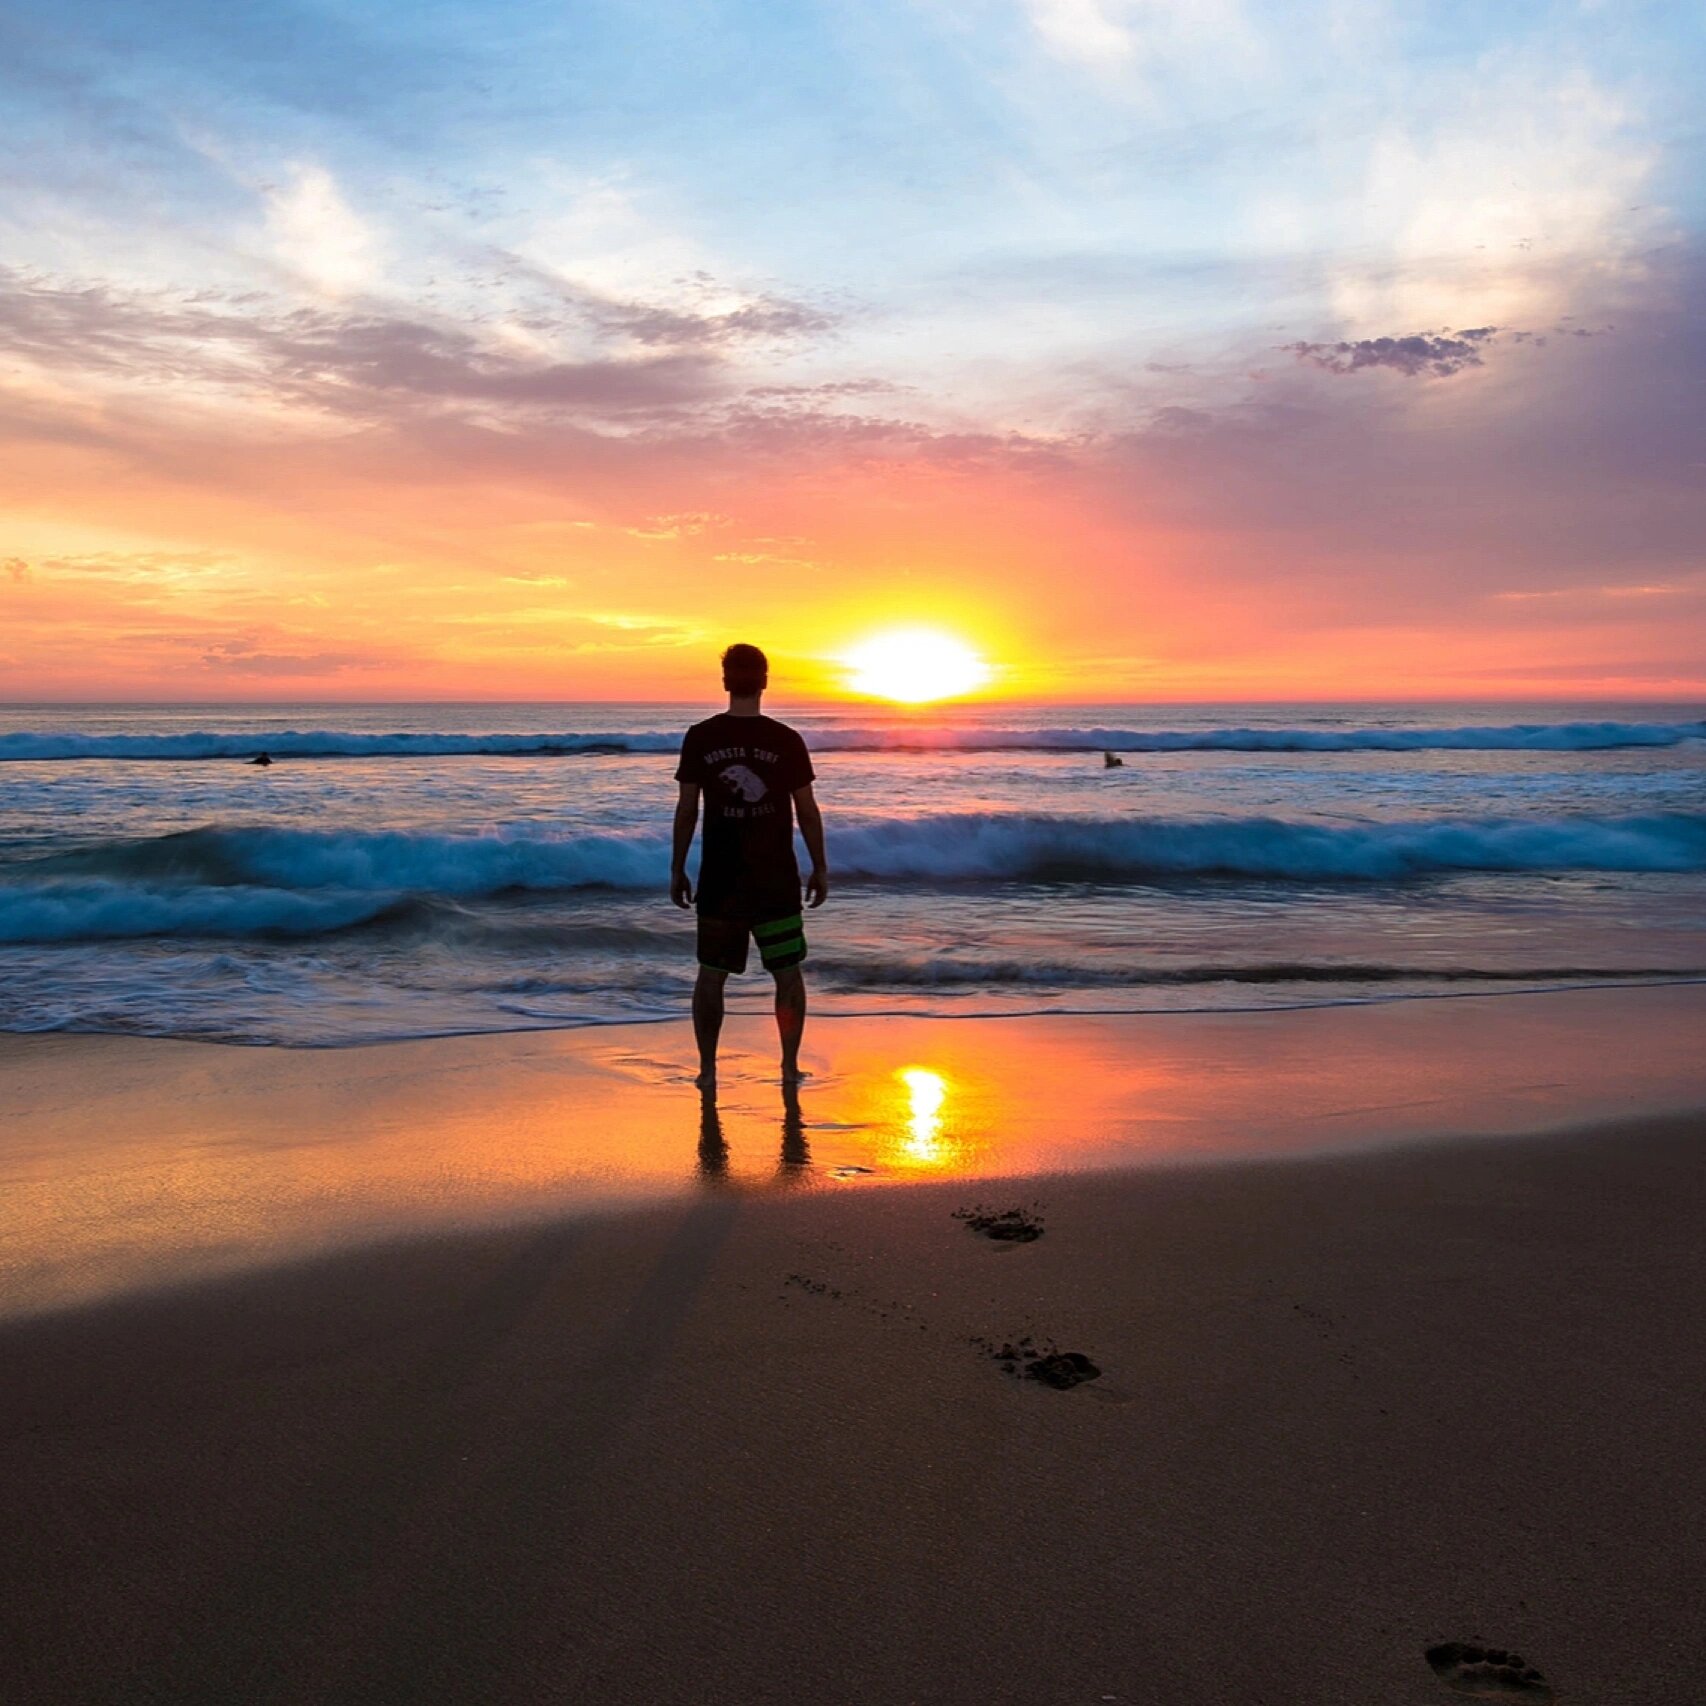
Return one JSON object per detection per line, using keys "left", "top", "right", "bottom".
{"left": 671, "top": 643, "right": 829, "bottom": 1090}
{"left": 697, "top": 1083, "right": 811, "bottom": 1185}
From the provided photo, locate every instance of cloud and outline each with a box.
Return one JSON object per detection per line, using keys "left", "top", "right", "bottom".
{"left": 745, "top": 380, "right": 905, "bottom": 400}
{"left": 580, "top": 611, "right": 706, "bottom": 646}
{"left": 27, "top": 549, "right": 236, "bottom": 583}
{"left": 1149, "top": 404, "right": 1214, "bottom": 431}
{"left": 712, "top": 548, "right": 817, "bottom": 569}
{"left": 487, "top": 246, "right": 839, "bottom": 354}
{"left": 200, "top": 638, "right": 378, "bottom": 675}
{"left": 624, "top": 511, "right": 726, "bottom": 539}
{"left": 1023, "top": 0, "right": 1143, "bottom": 66}
{"left": 1020, "top": 0, "right": 1259, "bottom": 74}
{"left": 503, "top": 174, "right": 840, "bottom": 354}
{"left": 1284, "top": 327, "right": 1500, "bottom": 378}
{"left": 262, "top": 163, "right": 381, "bottom": 297}
{"left": 585, "top": 291, "right": 836, "bottom": 350}
{"left": 0, "top": 269, "right": 726, "bottom": 422}
{"left": 2, "top": 556, "right": 29, "bottom": 583}
{"left": 1441, "top": 657, "right": 1705, "bottom": 684}
{"left": 1491, "top": 579, "right": 1701, "bottom": 606}
{"left": 1086, "top": 251, "right": 1706, "bottom": 626}
{"left": 1324, "top": 64, "right": 1660, "bottom": 333}
{"left": 0, "top": 249, "right": 846, "bottom": 443}
{"left": 266, "top": 316, "right": 720, "bottom": 413}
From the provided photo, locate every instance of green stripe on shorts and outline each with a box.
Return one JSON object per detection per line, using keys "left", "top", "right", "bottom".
{"left": 755, "top": 913, "right": 806, "bottom": 968}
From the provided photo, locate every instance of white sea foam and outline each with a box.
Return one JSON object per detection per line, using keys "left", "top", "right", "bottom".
{"left": 2, "top": 718, "right": 1702, "bottom": 763}
{"left": 0, "top": 880, "right": 399, "bottom": 944}
{"left": 4, "top": 811, "right": 1701, "bottom": 943}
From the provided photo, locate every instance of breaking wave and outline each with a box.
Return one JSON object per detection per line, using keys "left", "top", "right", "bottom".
{"left": 829, "top": 811, "right": 1706, "bottom": 882}
{"left": 3, "top": 717, "right": 1703, "bottom": 763}
{"left": 3, "top": 811, "right": 1703, "bottom": 943}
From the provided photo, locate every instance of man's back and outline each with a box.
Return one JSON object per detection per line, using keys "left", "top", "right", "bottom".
{"left": 673, "top": 711, "right": 815, "bottom": 917}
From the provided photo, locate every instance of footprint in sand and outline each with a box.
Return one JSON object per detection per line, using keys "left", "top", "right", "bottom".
{"left": 1425, "top": 1642, "right": 1554, "bottom": 1700}
{"left": 1025, "top": 1351, "right": 1100, "bottom": 1389}
{"left": 971, "top": 1335, "right": 1101, "bottom": 1389}
{"left": 953, "top": 1204, "right": 1045, "bottom": 1243}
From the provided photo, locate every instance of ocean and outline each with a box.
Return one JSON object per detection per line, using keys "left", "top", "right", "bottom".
{"left": 1, "top": 700, "right": 1703, "bottom": 1046}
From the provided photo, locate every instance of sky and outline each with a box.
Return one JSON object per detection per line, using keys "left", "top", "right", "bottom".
{"left": 2, "top": 0, "right": 1704, "bottom": 702}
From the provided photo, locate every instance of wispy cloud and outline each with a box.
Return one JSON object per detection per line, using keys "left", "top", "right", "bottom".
{"left": 0, "top": 270, "right": 728, "bottom": 424}
{"left": 201, "top": 639, "right": 380, "bottom": 676}
{"left": 1020, "top": 0, "right": 1260, "bottom": 76}
{"left": 585, "top": 290, "right": 836, "bottom": 350}
{"left": 624, "top": 512, "right": 727, "bottom": 539}
{"left": 11, "top": 550, "right": 239, "bottom": 584}
{"left": 262, "top": 163, "right": 381, "bottom": 297}
{"left": 1323, "top": 63, "right": 1661, "bottom": 334}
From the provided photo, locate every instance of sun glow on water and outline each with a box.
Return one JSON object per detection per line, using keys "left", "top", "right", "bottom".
{"left": 841, "top": 627, "right": 991, "bottom": 703}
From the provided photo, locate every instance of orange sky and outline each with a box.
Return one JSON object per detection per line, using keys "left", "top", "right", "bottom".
{"left": 5, "top": 390, "right": 1699, "bottom": 702}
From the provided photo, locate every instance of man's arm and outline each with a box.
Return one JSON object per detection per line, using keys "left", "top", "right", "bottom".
{"left": 671, "top": 783, "right": 699, "bottom": 909}
{"left": 794, "top": 783, "right": 828, "bottom": 908}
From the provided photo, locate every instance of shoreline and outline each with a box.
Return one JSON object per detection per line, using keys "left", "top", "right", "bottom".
{"left": 6, "top": 983, "right": 1706, "bottom": 1322}
{"left": 4, "top": 1106, "right": 1703, "bottom": 1703}
{"left": 16, "top": 966, "right": 1706, "bottom": 1049}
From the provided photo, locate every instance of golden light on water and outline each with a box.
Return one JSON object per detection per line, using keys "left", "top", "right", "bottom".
{"left": 841, "top": 627, "right": 991, "bottom": 703}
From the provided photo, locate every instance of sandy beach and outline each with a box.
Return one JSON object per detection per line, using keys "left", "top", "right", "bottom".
{"left": 4, "top": 991, "right": 1705, "bottom": 1704}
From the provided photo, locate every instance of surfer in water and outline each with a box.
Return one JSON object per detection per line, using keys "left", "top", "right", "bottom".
{"left": 671, "top": 644, "right": 829, "bottom": 1089}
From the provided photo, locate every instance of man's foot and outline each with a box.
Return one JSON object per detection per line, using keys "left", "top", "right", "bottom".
{"left": 781, "top": 1062, "right": 810, "bottom": 1084}
{"left": 695, "top": 1069, "right": 717, "bottom": 1091}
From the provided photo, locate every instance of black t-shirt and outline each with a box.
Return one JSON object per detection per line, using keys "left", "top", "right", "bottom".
{"left": 675, "top": 712, "right": 815, "bottom": 918}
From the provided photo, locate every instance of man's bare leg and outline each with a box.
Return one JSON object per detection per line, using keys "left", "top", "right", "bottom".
{"left": 774, "top": 965, "right": 807, "bottom": 1082}
{"left": 692, "top": 966, "right": 727, "bottom": 1088}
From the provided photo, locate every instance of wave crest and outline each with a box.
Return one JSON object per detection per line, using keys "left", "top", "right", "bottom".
{"left": 2, "top": 811, "right": 1702, "bottom": 944}
{"left": 3, "top": 717, "right": 1702, "bottom": 763}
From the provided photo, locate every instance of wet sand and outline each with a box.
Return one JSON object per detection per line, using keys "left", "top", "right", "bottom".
{"left": 6, "top": 983, "right": 1706, "bottom": 1318}
{"left": 3, "top": 1000, "right": 1705, "bottom": 1703}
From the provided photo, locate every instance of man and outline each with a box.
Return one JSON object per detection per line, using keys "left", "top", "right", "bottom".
{"left": 671, "top": 643, "right": 828, "bottom": 1088}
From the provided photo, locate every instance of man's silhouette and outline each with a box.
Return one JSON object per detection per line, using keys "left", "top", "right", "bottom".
{"left": 671, "top": 643, "right": 828, "bottom": 1087}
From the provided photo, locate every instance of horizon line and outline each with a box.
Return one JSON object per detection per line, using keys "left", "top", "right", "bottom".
{"left": 2, "top": 694, "right": 1703, "bottom": 711}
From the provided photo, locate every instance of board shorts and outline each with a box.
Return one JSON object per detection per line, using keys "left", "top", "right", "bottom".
{"left": 696, "top": 911, "right": 808, "bottom": 975}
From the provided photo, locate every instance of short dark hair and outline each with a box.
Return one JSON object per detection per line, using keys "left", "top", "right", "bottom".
{"left": 721, "top": 643, "right": 768, "bottom": 695}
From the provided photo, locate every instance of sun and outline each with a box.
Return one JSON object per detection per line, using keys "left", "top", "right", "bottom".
{"left": 841, "top": 627, "right": 991, "bottom": 703}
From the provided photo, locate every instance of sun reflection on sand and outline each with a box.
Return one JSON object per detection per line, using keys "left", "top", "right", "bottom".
{"left": 883, "top": 1065, "right": 964, "bottom": 1171}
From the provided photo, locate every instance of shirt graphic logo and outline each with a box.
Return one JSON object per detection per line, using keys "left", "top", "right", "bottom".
{"left": 718, "top": 763, "right": 768, "bottom": 803}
